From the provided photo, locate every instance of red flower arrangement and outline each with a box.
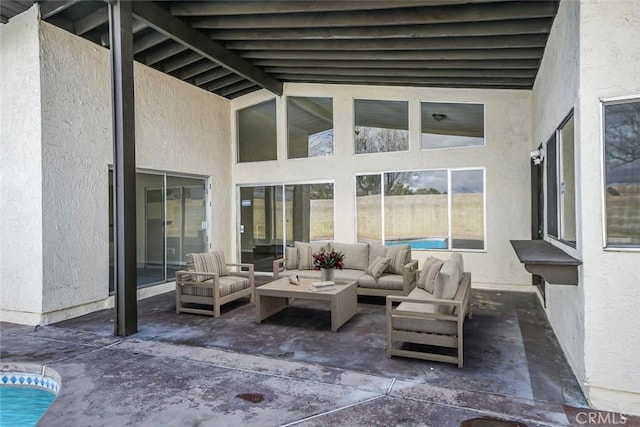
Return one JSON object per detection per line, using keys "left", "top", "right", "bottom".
{"left": 312, "top": 248, "right": 345, "bottom": 270}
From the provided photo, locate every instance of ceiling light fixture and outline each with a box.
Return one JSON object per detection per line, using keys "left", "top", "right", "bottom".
{"left": 432, "top": 113, "right": 447, "bottom": 121}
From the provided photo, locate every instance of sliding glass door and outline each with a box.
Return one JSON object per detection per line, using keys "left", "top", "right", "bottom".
{"left": 239, "top": 182, "right": 334, "bottom": 272}
{"left": 109, "top": 171, "right": 208, "bottom": 291}
{"left": 239, "top": 186, "right": 284, "bottom": 271}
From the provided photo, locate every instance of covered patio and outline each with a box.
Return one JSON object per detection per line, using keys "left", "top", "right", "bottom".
{"left": 2, "top": 0, "right": 640, "bottom": 421}
{"left": 3, "top": 281, "right": 616, "bottom": 426}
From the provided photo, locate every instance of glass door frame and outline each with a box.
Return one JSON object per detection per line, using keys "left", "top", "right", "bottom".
{"left": 235, "top": 179, "right": 336, "bottom": 272}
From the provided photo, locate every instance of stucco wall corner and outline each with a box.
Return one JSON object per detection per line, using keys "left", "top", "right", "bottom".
{"left": 0, "top": 5, "right": 45, "bottom": 320}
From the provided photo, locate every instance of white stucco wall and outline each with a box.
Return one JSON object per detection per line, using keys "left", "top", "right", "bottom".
{"left": 2, "top": 14, "right": 232, "bottom": 323}
{"left": 531, "top": 0, "right": 586, "bottom": 389}
{"left": 578, "top": 0, "right": 640, "bottom": 414}
{"left": 533, "top": 0, "right": 640, "bottom": 415}
{"left": 231, "top": 83, "right": 533, "bottom": 287}
{"left": 0, "top": 6, "right": 44, "bottom": 324}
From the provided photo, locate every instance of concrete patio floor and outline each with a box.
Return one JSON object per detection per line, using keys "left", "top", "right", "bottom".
{"left": 1, "top": 279, "right": 638, "bottom": 427}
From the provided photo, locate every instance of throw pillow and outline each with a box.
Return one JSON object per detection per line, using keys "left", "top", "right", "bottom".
{"left": 368, "top": 243, "right": 387, "bottom": 265}
{"left": 433, "top": 255, "right": 463, "bottom": 314}
{"left": 294, "top": 241, "right": 312, "bottom": 270}
{"left": 417, "top": 257, "right": 444, "bottom": 293}
{"left": 366, "top": 256, "right": 391, "bottom": 279}
{"left": 285, "top": 246, "right": 298, "bottom": 269}
{"left": 386, "top": 248, "right": 409, "bottom": 274}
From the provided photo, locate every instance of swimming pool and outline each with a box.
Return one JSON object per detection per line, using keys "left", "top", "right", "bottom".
{"left": 386, "top": 238, "right": 448, "bottom": 250}
{"left": 0, "top": 371, "right": 60, "bottom": 427}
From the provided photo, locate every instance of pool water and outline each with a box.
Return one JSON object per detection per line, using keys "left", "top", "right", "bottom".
{"left": 386, "top": 239, "right": 448, "bottom": 250}
{"left": 0, "top": 387, "right": 56, "bottom": 427}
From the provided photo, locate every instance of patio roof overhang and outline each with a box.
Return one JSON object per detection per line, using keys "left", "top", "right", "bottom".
{"left": 0, "top": 0, "right": 560, "bottom": 336}
{"left": 2, "top": 0, "right": 560, "bottom": 99}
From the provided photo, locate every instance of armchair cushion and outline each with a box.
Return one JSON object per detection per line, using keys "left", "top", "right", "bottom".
{"left": 186, "top": 250, "right": 229, "bottom": 282}
{"left": 417, "top": 257, "right": 444, "bottom": 293}
{"left": 180, "top": 276, "right": 251, "bottom": 298}
{"left": 218, "top": 276, "right": 252, "bottom": 297}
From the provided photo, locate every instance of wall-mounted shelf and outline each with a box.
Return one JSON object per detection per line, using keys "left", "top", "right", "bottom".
{"left": 510, "top": 240, "right": 581, "bottom": 285}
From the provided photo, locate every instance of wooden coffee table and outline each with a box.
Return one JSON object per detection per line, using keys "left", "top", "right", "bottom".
{"left": 255, "top": 277, "right": 358, "bottom": 331}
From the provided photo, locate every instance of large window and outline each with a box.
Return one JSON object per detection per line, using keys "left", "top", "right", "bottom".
{"left": 237, "top": 99, "right": 277, "bottom": 162}
{"left": 546, "top": 112, "right": 576, "bottom": 245}
{"left": 356, "top": 169, "right": 485, "bottom": 250}
{"left": 355, "top": 175, "right": 382, "bottom": 244}
{"left": 603, "top": 98, "right": 640, "bottom": 248}
{"left": 109, "top": 171, "right": 208, "bottom": 292}
{"left": 287, "top": 97, "right": 333, "bottom": 158}
{"left": 421, "top": 102, "right": 485, "bottom": 149}
{"left": 355, "top": 99, "right": 409, "bottom": 154}
{"left": 239, "top": 182, "right": 334, "bottom": 271}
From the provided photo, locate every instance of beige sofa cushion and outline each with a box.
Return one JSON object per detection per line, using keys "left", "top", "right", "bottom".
{"left": 393, "top": 288, "right": 457, "bottom": 335}
{"left": 285, "top": 246, "right": 298, "bottom": 269}
{"left": 186, "top": 250, "right": 229, "bottom": 282}
{"left": 330, "top": 242, "right": 369, "bottom": 271}
{"left": 368, "top": 243, "right": 387, "bottom": 265}
{"left": 366, "top": 256, "right": 391, "bottom": 279}
{"left": 334, "top": 269, "right": 364, "bottom": 282}
{"left": 433, "top": 253, "right": 464, "bottom": 313}
{"left": 385, "top": 244, "right": 411, "bottom": 274}
{"left": 417, "top": 257, "right": 444, "bottom": 293}
{"left": 294, "top": 241, "right": 328, "bottom": 270}
{"left": 358, "top": 273, "right": 404, "bottom": 291}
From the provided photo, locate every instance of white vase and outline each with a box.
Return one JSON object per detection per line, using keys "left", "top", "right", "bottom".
{"left": 321, "top": 268, "right": 335, "bottom": 282}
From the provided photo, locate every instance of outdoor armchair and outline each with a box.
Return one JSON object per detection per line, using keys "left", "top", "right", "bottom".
{"left": 175, "top": 250, "right": 254, "bottom": 317}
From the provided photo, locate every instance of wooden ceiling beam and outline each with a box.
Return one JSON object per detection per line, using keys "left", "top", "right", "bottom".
{"left": 226, "top": 35, "right": 548, "bottom": 51}
{"left": 101, "top": 20, "right": 147, "bottom": 47}
{"left": 171, "top": 1, "right": 478, "bottom": 16}
{"left": 161, "top": 51, "right": 202, "bottom": 72}
{"left": 265, "top": 67, "right": 537, "bottom": 79}
{"left": 217, "top": 80, "right": 256, "bottom": 97}
{"left": 208, "top": 18, "right": 554, "bottom": 41}
{"left": 132, "top": 1, "right": 282, "bottom": 95}
{"left": 74, "top": 6, "right": 107, "bottom": 35}
{"left": 190, "top": 1, "right": 558, "bottom": 29}
{"left": 206, "top": 73, "right": 245, "bottom": 91}
{"left": 253, "top": 58, "right": 540, "bottom": 70}
{"left": 276, "top": 74, "right": 534, "bottom": 87}
{"left": 194, "top": 67, "right": 233, "bottom": 86}
{"left": 144, "top": 42, "right": 188, "bottom": 66}
{"left": 39, "top": 0, "right": 81, "bottom": 19}
{"left": 133, "top": 31, "right": 169, "bottom": 54}
{"left": 240, "top": 48, "right": 546, "bottom": 61}
{"left": 227, "top": 86, "right": 261, "bottom": 99}
{"left": 177, "top": 61, "right": 218, "bottom": 80}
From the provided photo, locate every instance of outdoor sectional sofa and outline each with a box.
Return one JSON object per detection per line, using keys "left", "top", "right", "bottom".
{"left": 273, "top": 241, "right": 418, "bottom": 297}
{"left": 386, "top": 252, "right": 472, "bottom": 367}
